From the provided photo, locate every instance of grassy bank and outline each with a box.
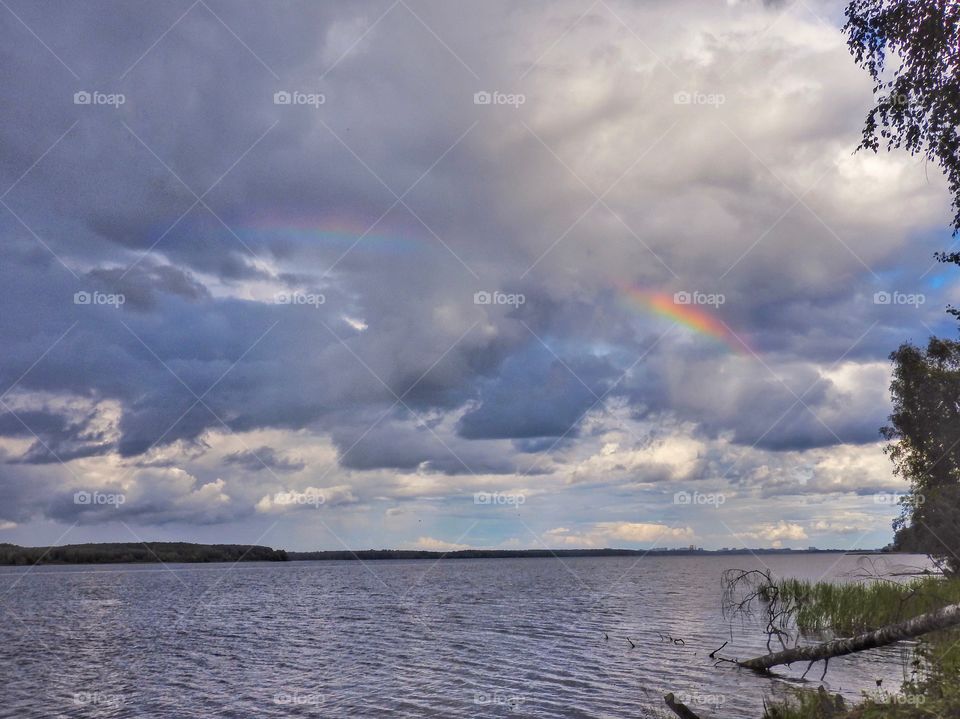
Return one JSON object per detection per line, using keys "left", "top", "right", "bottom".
{"left": 760, "top": 576, "right": 960, "bottom": 719}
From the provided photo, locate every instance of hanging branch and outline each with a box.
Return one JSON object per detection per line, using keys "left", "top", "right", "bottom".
{"left": 722, "top": 568, "right": 800, "bottom": 652}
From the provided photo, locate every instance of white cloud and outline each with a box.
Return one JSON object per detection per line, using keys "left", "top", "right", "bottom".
{"left": 408, "top": 537, "right": 472, "bottom": 552}
{"left": 545, "top": 522, "right": 694, "bottom": 547}
{"left": 742, "top": 521, "right": 809, "bottom": 547}
{"left": 255, "top": 485, "right": 358, "bottom": 513}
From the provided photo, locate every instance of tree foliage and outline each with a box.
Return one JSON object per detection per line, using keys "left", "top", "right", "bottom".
{"left": 882, "top": 338, "right": 960, "bottom": 574}
{"left": 844, "top": 1, "right": 960, "bottom": 233}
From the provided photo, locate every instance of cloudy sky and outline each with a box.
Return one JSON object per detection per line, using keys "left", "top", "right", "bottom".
{"left": 0, "top": 0, "right": 954, "bottom": 552}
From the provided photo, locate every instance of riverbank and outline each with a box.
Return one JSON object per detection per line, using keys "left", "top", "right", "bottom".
{"left": 0, "top": 541, "right": 888, "bottom": 565}
{"left": 745, "top": 575, "right": 960, "bottom": 719}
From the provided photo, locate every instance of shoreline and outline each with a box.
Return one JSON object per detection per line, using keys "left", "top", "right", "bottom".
{"left": 0, "top": 541, "right": 900, "bottom": 566}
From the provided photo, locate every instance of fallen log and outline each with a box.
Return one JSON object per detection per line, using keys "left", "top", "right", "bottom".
{"left": 663, "top": 693, "right": 701, "bottom": 719}
{"left": 738, "top": 601, "right": 960, "bottom": 672}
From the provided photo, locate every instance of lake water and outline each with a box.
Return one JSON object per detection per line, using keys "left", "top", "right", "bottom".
{"left": 0, "top": 553, "right": 932, "bottom": 718}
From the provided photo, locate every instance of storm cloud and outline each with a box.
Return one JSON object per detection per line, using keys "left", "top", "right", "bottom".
{"left": 0, "top": 0, "right": 953, "bottom": 550}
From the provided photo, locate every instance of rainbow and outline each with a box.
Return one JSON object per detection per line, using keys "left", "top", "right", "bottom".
{"left": 619, "top": 286, "right": 750, "bottom": 355}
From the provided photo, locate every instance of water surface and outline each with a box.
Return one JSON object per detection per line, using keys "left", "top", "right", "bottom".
{"left": 0, "top": 553, "right": 931, "bottom": 718}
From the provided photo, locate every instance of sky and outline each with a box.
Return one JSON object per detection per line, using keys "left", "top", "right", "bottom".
{"left": 0, "top": 0, "right": 956, "bottom": 553}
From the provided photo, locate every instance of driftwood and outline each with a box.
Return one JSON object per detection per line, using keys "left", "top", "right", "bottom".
{"left": 737, "top": 601, "right": 960, "bottom": 672}
{"left": 663, "top": 693, "right": 701, "bottom": 719}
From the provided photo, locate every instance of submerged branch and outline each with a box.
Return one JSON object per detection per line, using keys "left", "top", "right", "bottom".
{"left": 663, "top": 693, "right": 701, "bottom": 719}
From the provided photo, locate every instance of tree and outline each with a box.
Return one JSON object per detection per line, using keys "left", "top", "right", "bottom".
{"left": 883, "top": 338, "right": 960, "bottom": 574}
{"left": 845, "top": 1, "right": 960, "bottom": 234}
{"left": 845, "top": 2, "right": 960, "bottom": 572}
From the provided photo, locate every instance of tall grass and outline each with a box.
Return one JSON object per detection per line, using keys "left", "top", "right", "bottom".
{"left": 760, "top": 577, "right": 960, "bottom": 719}
{"left": 775, "top": 576, "right": 960, "bottom": 636}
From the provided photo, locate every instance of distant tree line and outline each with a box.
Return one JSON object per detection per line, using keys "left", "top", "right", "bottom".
{"left": 0, "top": 542, "right": 288, "bottom": 565}
{"left": 0, "top": 544, "right": 867, "bottom": 566}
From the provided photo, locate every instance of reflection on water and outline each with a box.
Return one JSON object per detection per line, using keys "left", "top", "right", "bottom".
{"left": 0, "top": 553, "right": 932, "bottom": 718}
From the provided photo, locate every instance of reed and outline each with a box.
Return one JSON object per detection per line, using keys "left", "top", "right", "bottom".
{"left": 773, "top": 575, "right": 960, "bottom": 636}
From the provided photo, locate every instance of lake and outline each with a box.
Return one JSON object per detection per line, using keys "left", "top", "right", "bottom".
{"left": 0, "top": 553, "right": 932, "bottom": 718}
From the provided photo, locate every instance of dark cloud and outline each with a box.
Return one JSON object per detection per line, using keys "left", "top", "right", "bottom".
{"left": 0, "top": 0, "right": 946, "bottom": 546}
{"left": 0, "top": 406, "right": 114, "bottom": 464}
{"left": 223, "top": 446, "right": 305, "bottom": 473}
{"left": 330, "top": 413, "right": 524, "bottom": 475}
{"left": 86, "top": 262, "right": 211, "bottom": 311}
{"left": 458, "top": 345, "right": 615, "bottom": 439}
